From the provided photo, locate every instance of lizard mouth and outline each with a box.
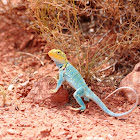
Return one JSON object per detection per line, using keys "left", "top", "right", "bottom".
{"left": 48, "top": 50, "right": 53, "bottom": 57}
{"left": 48, "top": 49, "right": 59, "bottom": 58}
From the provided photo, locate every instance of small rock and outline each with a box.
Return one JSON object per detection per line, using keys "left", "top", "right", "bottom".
{"left": 7, "top": 129, "right": 16, "bottom": 135}
{"left": 20, "top": 108, "right": 25, "bottom": 111}
{"left": 77, "top": 134, "right": 82, "bottom": 138}
{"left": 4, "top": 107, "right": 9, "bottom": 111}
{"left": 108, "top": 134, "right": 113, "bottom": 138}
{"left": 40, "top": 128, "right": 51, "bottom": 137}
{"left": 7, "top": 84, "right": 14, "bottom": 91}
{"left": 18, "top": 80, "right": 29, "bottom": 87}
{"left": 58, "top": 131, "right": 69, "bottom": 136}
{"left": 65, "top": 135, "right": 72, "bottom": 139}
{"left": 89, "top": 28, "right": 94, "bottom": 33}
{"left": 119, "top": 62, "right": 140, "bottom": 104}
{"left": 26, "top": 76, "right": 69, "bottom": 107}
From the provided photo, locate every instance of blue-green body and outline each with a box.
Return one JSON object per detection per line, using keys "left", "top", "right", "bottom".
{"left": 48, "top": 49, "right": 138, "bottom": 117}
{"left": 64, "top": 63, "right": 88, "bottom": 89}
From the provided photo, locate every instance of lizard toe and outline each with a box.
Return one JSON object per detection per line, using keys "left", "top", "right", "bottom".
{"left": 84, "top": 97, "right": 90, "bottom": 102}
{"left": 70, "top": 107, "right": 81, "bottom": 111}
{"left": 49, "top": 89, "right": 58, "bottom": 93}
{"left": 70, "top": 106, "right": 86, "bottom": 112}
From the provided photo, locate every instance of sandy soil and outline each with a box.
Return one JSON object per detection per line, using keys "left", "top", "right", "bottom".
{"left": 0, "top": 13, "right": 140, "bottom": 140}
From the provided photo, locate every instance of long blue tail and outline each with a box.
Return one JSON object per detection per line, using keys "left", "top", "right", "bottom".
{"left": 87, "top": 87, "right": 138, "bottom": 117}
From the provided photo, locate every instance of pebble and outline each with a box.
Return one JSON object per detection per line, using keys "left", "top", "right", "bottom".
{"left": 7, "top": 129, "right": 16, "bottom": 135}
{"left": 40, "top": 128, "right": 51, "bottom": 137}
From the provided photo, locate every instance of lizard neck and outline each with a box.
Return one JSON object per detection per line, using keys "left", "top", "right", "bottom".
{"left": 59, "top": 62, "right": 69, "bottom": 70}
{"left": 54, "top": 60, "right": 68, "bottom": 70}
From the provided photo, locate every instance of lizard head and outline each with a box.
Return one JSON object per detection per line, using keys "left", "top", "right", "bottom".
{"left": 48, "top": 49, "right": 68, "bottom": 65}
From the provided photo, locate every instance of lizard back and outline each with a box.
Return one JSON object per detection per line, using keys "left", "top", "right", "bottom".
{"left": 64, "top": 63, "right": 88, "bottom": 90}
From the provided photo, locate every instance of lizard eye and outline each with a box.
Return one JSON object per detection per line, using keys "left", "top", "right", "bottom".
{"left": 57, "top": 51, "right": 60, "bottom": 54}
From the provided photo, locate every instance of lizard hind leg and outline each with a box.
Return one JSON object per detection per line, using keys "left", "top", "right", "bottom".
{"left": 71, "top": 87, "right": 86, "bottom": 111}
{"left": 84, "top": 97, "right": 90, "bottom": 102}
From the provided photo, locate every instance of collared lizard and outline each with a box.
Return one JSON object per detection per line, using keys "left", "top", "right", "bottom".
{"left": 48, "top": 49, "right": 138, "bottom": 117}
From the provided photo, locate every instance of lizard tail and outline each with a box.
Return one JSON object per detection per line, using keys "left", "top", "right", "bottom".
{"left": 87, "top": 87, "right": 138, "bottom": 117}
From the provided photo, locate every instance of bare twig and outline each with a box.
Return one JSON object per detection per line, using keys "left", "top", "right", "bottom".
{"left": 18, "top": 52, "right": 44, "bottom": 66}
{"left": 82, "top": 29, "right": 112, "bottom": 48}
{"left": 96, "top": 59, "right": 117, "bottom": 73}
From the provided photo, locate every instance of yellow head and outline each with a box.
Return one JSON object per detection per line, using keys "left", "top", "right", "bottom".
{"left": 48, "top": 49, "right": 68, "bottom": 64}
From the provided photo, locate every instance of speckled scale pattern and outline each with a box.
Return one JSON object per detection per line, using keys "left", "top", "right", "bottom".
{"left": 64, "top": 63, "right": 87, "bottom": 89}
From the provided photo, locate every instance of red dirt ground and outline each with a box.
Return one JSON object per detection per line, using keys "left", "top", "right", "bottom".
{"left": 0, "top": 13, "right": 140, "bottom": 140}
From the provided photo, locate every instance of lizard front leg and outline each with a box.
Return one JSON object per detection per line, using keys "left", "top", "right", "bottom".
{"left": 71, "top": 87, "right": 86, "bottom": 111}
{"left": 50, "top": 70, "right": 65, "bottom": 93}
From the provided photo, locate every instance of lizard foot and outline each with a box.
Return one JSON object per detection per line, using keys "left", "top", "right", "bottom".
{"left": 49, "top": 89, "right": 58, "bottom": 93}
{"left": 70, "top": 107, "right": 85, "bottom": 112}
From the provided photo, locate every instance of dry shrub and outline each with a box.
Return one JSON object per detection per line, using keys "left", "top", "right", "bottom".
{"left": 1, "top": 0, "right": 139, "bottom": 83}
